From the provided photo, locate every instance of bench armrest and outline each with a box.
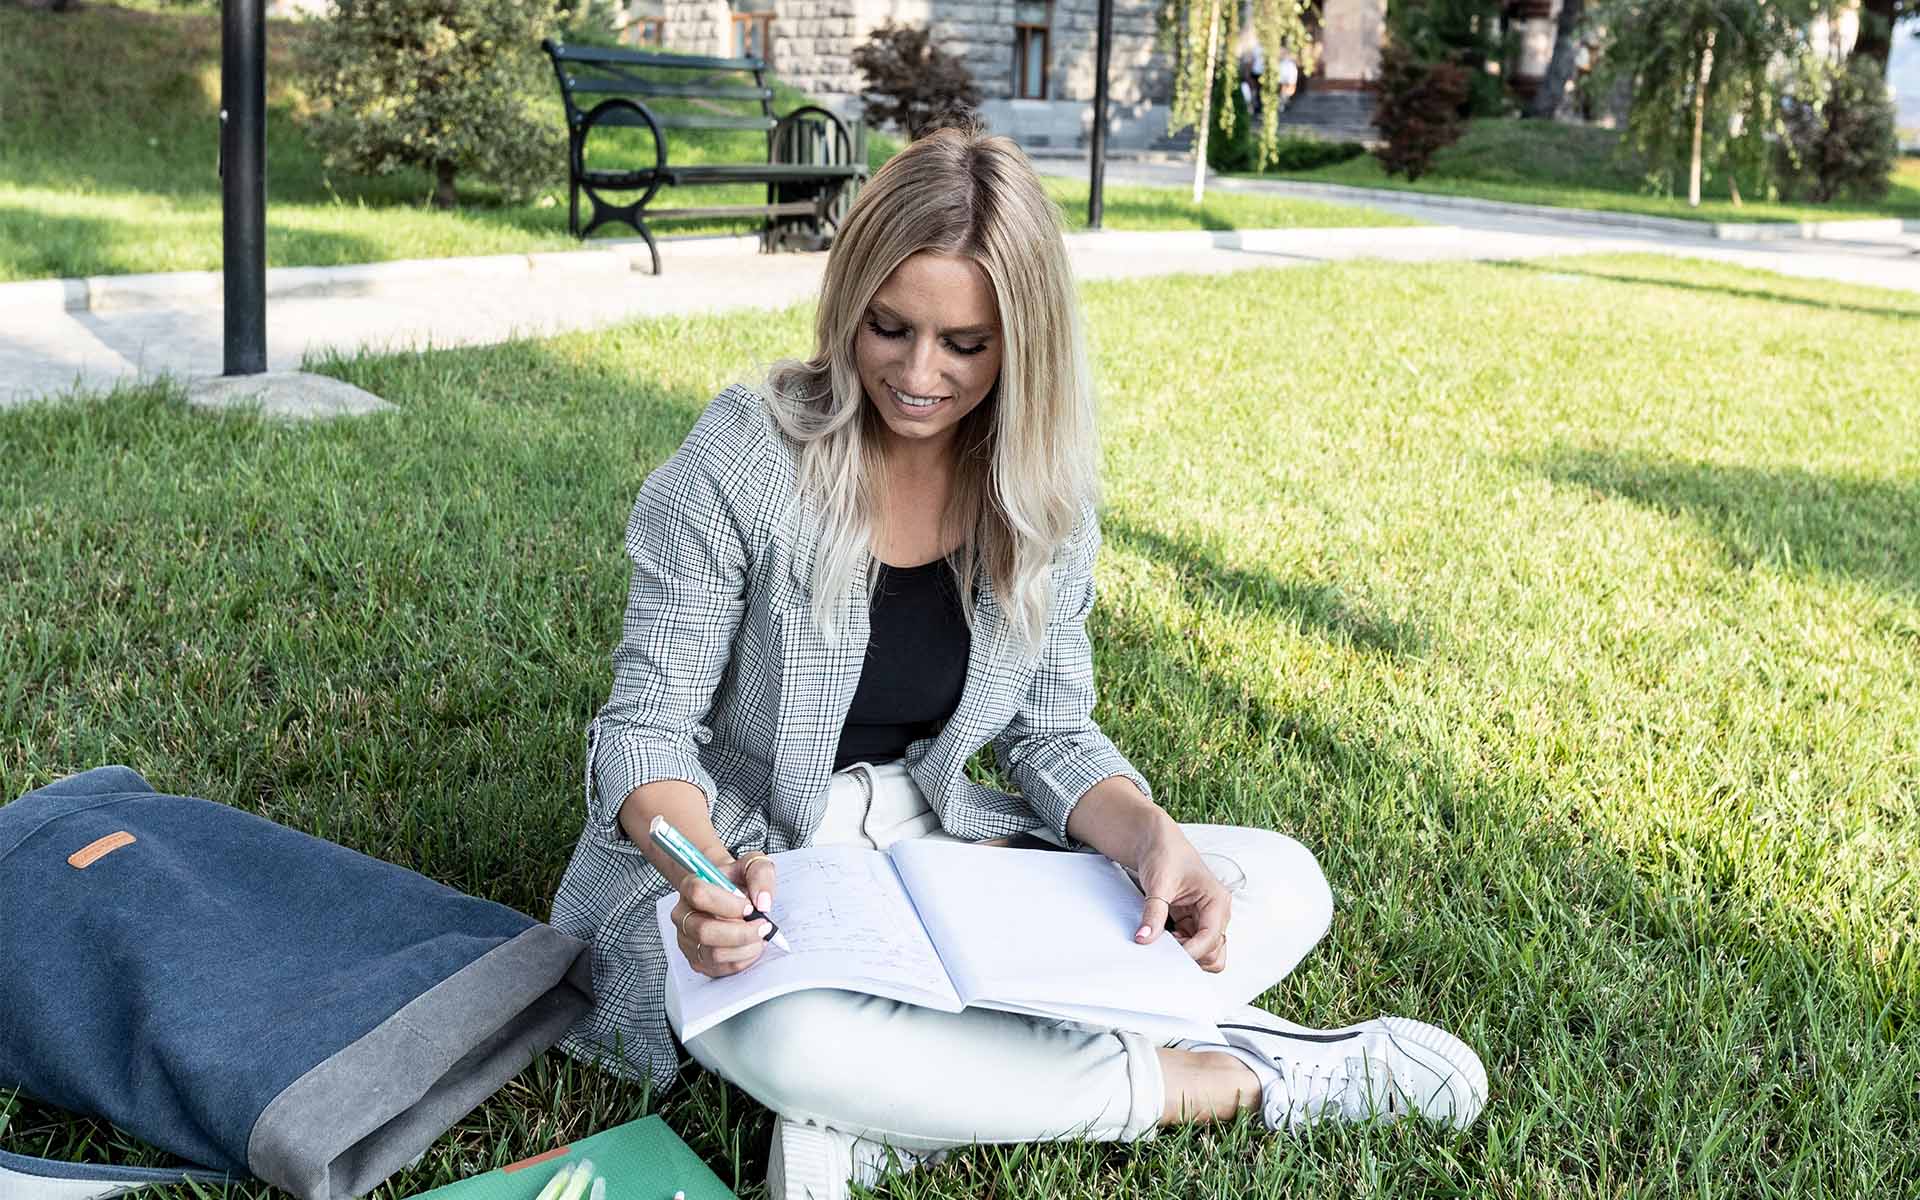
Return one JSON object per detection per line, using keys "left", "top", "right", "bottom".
{"left": 576, "top": 97, "right": 669, "bottom": 193}
{"left": 771, "top": 105, "right": 864, "bottom": 175}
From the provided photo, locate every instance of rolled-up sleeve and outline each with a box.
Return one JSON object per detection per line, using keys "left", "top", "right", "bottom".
{"left": 992, "top": 505, "right": 1153, "bottom": 844}
{"left": 585, "top": 402, "right": 761, "bottom": 854}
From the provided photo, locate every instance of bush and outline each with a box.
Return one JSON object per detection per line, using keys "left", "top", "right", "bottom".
{"left": 1372, "top": 43, "right": 1471, "bottom": 181}
{"left": 302, "top": 0, "right": 563, "bottom": 209}
{"left": 1206, "top": 71, "right": 1259, "bottom": 172}
{"left": 1266, "top": 135, "right": 1368, "bottom": 171}
{"left": 851, "top": 21, "right": 983, "bottom": 140}
{"left": 1208, "top": 73, "right": 1365, "bottom": 173}
{"left": 1774, "top": 57, "right": 1899, "bottom": 203}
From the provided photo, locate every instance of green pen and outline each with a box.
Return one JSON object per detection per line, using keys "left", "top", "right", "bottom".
{"left": 649, "top": 814, "right": 792, "bottom": 952}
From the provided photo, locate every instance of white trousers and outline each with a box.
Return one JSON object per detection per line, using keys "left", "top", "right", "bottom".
{"left": 673, "top": 760, "right": 1334, "bottom": 1152}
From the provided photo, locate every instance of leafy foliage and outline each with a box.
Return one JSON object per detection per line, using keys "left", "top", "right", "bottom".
{"left": 850, "top": 21, "right": 982, "bottom": 139}
{"left": 1590, "top": 0, "right": 1810, "bottom": 203}
{"left": 1774, "top": 55, "right": 1899, "bottom": 203}
{"left": 1371, "top": 43, "right": 1472, "bottom": 181}
{"left": 1163, "top": 0, "right": 1317, "bottom": 172}
{"left": 1209, "top": 74, "right": 1363, "bottom": 174}
{"left": 1385, "top": 0, "right": 1510, "bottom": 117}
{"left": 300, "top": 0, "right": 564, "bottom": 209}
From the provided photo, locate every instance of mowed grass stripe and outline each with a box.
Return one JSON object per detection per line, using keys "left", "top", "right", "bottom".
{"left": 2, "top": 254, "right": 1916, "bottom": 1196}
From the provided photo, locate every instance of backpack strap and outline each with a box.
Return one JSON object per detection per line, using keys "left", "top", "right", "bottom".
{"left": 0, "top": 1148, "right": 236, "bottom": 1199}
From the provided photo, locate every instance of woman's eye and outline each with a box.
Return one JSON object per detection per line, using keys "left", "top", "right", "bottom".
{"left": 866, "top": 319, "right": 986, "bottom": 356}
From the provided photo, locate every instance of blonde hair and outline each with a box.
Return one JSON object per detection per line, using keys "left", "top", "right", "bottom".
{"left": 763, "top": 120, "right": 1099, "bottom": 658}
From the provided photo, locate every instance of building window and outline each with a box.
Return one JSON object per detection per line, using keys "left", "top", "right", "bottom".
{"left": 1013, "top": 0, "right": 1050, "bottom": 99}
{"left": 732, "top": 10, "right": 775, "bottom": 60}
{"left": 622, "top": 16, "right": 664, "bottom": 46}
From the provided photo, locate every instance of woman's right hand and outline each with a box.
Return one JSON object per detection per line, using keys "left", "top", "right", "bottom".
{"left": 667, "top": 852, "right": 778, "bottom": 978}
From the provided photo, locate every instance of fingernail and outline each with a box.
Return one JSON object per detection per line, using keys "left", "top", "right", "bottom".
{"left": 741, "top": 900, "right": 755, "bottom": 918}
{"left": 1135, "top": 925, "right": 1151, "bottom": 941}
{"left": 756, "top": 891, "right": 772, "bottom": 912}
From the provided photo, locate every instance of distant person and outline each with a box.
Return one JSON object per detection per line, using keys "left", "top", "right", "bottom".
{"left": 1276, "top": 51, "right": 1300, "bottom": 110}
{"left": 1240, "top": 42, "right": 1267, "bottom": 119}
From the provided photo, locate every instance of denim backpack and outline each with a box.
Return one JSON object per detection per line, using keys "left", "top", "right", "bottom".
{"left": 0, "top": 767, "right": 594, "bottom": 1199}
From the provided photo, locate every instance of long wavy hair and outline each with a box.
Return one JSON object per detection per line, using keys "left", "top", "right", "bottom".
{"left": 763, "top": 119, "right": 1099, "bottom": 659}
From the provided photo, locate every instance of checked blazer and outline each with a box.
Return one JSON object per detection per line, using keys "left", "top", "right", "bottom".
{"left": 550, "top": 384, "right": 1152, "bottom": 1090}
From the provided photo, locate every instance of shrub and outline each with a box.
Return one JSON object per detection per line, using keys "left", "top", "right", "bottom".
{"left": 1774, "top": 56, "right": 1899, "bottom": 203}
{"left": 1208, "top": 73, "right": 1364, "bottom": 174}
{"left": 1372, "top": 43, "right": 1471, "bottom": 181}
{"left": 302, "top": 0, "right": 563, "bottom": 209}
{"left": 851, "top": 21, "right": 983, "bottom": 139}
{"left": 1206, "top": 71, "right": 1260, "bottom": 172}
{"left": 1266, "top": 135, "right": 1367, "bottom": 171}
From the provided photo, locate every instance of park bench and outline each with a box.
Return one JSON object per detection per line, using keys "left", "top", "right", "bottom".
{"left": 540, "top": 40, "right": 868, "bottom": 275}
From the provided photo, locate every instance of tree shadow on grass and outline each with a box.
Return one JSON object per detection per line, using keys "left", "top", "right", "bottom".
{"left": 1487, "top": 259, "right": 1920, "bottom": 323}
{"left": 0, "top": 203, "right": 391, "bottom": 283}
{"left": 1102, "top": 514, "right": 1428, "bottom": 657}
{"left": 1530, "top": 445, "right": 1920, "bottom": 598}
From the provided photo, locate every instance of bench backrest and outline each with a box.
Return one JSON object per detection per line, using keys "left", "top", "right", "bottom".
{"left": 541, "top": 40, "right": 780, "bottom": 139}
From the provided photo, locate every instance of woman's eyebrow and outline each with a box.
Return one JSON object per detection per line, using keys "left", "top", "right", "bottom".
{"left": 866, "top": 301, "right": 995, "bottom": 339}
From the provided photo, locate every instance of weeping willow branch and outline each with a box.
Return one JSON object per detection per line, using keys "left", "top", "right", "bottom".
{"left": 1165, "top": 0, "right": 1318, "bottom": 198}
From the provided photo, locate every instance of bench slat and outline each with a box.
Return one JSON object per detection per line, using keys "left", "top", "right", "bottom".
{"left": 585, "top": 163, "right": 864, "bottom": 185}
{"left": 566, "top": 77, "right": 774, "bottom": 102}
{"left": 574, "top": 109, "right": 779, "bottom": 134}
{"left": 644, "top": 201, "right": 825, "bottom": 220}
{"left": 653, "top": 114, "right": 778, "bottom": 131}
{"left": 545, "top": 41, "right": 764, "bottom": 73}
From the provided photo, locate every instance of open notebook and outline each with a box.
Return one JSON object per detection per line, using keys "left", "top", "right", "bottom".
{"left": 657, "top": 839, "right": 1223, "bottom": 1044}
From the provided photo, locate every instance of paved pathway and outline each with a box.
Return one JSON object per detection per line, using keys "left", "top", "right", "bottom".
{"left": 4, "top": 164, "right": 1915, "bottom": 409}
{"left": 1039, "top": 158, "right": 1920, "bottom": 291}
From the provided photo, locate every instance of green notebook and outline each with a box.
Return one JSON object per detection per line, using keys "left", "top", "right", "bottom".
{"left": 403, "top": 1115, "right": 738, "bottom": 1200}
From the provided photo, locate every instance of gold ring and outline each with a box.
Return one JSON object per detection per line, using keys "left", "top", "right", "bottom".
{"left": 677, "top": 907, "right": 696, "bottom": 939}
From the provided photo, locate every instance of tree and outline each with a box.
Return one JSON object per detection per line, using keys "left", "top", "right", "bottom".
{"left": 303, "top": 0, "right": 563, "bottom": 210}
{"left": 1372, "top": 43, "right": 1472, "bottom": 179}
{"left": 1526, "top": 0, "right": 1588, "bottom": 118}
{"left": 1848, "top": 0, "right": 1910, "bottom": 75}
{"left": 850, "top": 21, "right": 983, "bottom": 139}
{"left": 1162, "top": 0, "right": 1319, "bottom": 201}
{"left": 1592, "top": 0, "right": 1809, "bottom": 206}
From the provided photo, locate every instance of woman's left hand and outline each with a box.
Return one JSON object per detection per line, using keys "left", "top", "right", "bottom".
{"left": 1131, "top": 818, "right": 1231, "bottom": 973}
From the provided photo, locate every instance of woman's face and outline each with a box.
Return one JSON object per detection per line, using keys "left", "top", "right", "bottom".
{"left": 855, "top": 250, "right": 1004, "bottom": 459}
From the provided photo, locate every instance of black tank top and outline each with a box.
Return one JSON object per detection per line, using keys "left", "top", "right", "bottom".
{"left": 831, "top": 557, "right": 972, "bottom": 770}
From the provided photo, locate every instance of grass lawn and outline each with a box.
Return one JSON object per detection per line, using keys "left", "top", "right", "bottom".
{"left": 0, "top": 3, "right": 1408, "bottom": 283}
{"left": 1262, "top": 118, "right": 1920, "bottom": 225}
{"left": 4, "top": 251, "right": 1918, "bottom": 1196}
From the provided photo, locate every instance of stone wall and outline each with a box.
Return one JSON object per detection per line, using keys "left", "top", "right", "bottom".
{"left": 768, "top": 0, "right": 1172, "bottom": 123}
{"left": 665, "top": 0, "right": 731, "bottom": 57}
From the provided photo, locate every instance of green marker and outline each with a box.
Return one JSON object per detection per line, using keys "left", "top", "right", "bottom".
{"left": 649, "top": 815, "right": 792, "bottom": 953}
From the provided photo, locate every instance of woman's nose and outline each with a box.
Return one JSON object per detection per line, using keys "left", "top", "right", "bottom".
{"left": 899, "top": 337, "right": 943, "bottom": 393}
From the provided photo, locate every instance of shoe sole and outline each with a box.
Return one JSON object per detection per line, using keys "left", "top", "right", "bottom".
{"left": 768, "top": 1119, "right": 845, "bottom": 1200}
{"left": 1376, "top": 1016, "right": 1489, "bottom": 1129}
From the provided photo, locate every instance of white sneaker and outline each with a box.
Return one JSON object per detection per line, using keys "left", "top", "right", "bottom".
{"left": 1182, "top": 1005, "right": 1488, "bottom": 1131}
{"left": 767, "top": 1117, "right": 934, "bottom": 1200}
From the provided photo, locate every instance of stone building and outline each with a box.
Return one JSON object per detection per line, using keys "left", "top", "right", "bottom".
{"left": 624, "top": 0, "right": 1579, "bottom": 148}
{"left": 649, "top": 0, "right": 1176, "bottom": 147}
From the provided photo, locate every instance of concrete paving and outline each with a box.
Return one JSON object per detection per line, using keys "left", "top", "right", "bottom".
{"left": 1039, "top": 158, "right": 1920, "bottom": 292}
{"left": 4, "top": 165, "right": 1915, "bottom": 409}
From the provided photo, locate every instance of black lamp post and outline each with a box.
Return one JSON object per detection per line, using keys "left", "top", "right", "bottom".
{"left": 1087, "top": 0, "right": 1114, "bottom": 230}
{"left": 220, "top": 0, "right": 267, "bottom": 375}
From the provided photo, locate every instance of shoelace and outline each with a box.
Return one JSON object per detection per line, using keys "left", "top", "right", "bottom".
{"left": 1267, "top": 1054, "right": 1403, "bottom": 1128}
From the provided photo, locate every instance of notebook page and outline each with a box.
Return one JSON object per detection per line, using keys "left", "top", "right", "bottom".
{"left": 659, "top": 844, "right": 962, "bottom": 1041}
{"left": 887, "top": 840, "right": 1220, "bottom": 1035}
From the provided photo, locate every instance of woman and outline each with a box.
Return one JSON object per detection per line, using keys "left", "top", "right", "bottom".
{"left": 551, "top": 121, "right": 1486, "bottom": 1200}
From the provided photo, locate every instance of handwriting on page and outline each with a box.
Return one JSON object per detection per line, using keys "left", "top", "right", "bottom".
{"left": 772, "top": 848, "right": 946, "bottom": 982}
